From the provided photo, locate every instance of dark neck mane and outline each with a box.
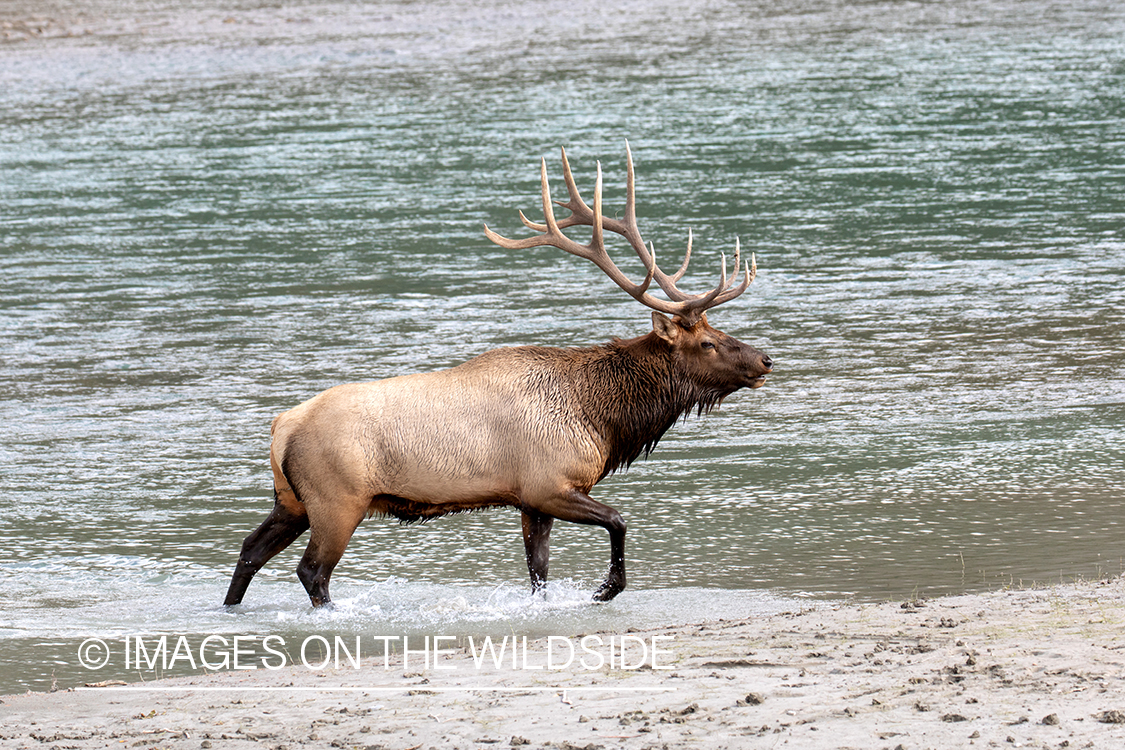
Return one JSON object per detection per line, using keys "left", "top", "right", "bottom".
{"left": 577, "top": 333, "right": 731, "bottom": 480}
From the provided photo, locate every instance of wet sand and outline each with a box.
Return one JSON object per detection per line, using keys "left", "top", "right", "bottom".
{"left": 4, "top": 576, "right": 1125, "bottom": 749}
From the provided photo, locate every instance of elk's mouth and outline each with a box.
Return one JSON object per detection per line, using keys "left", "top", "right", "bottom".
{"left": 748, "top": 375, "right": 768, "bottom": 389}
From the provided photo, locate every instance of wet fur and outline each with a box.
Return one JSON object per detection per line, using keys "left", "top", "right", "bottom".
{"left": 584, "top": 334, "right": 739, "bottom": 478}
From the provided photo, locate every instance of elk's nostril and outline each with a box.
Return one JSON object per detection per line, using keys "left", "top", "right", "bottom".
{"left": 761, "top": 355, "right": 773, "bottom": 371}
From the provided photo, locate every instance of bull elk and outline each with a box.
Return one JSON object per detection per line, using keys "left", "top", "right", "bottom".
{"left": 224, "top": 144, "right": 773, "bottom": 608}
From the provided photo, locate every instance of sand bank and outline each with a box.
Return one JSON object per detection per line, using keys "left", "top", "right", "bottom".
{"left": 4, "top": 577, "right": 1125, "bottom": 749}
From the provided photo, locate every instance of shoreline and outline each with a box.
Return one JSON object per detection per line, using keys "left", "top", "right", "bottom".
{"left": 4, "top": 577, "right": 1125, "bottom": 748}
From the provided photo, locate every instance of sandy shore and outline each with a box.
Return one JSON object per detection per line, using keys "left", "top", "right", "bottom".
{"left": 4, "top": 577, "right": 1125, "bottom": 749}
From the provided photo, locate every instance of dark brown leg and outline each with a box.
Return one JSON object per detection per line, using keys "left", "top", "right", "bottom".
{"left": 224, "top": 499, "right": 310, "bottom": 606}
{"left": 593, "top": 509, "right": 627, "bottom": 602}
{"left": 296, "top": 545, "right": 336, "bottom": 608}
{"left": 534, "top": 489, "right": 627, "bottom": 602}
{"left": 522, "top": 509, "right": 555, "bottom": 592}
{"left": 295, "top": 510, "right": 365, "bottom": 608}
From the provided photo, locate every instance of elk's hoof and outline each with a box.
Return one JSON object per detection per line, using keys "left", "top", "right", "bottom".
{"left": 592, "top": 581, "right": 624, "bottom": 602}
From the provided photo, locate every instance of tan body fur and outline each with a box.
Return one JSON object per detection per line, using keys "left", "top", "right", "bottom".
{"left": 273, "top": 346, "right": 608, "bottom": 523}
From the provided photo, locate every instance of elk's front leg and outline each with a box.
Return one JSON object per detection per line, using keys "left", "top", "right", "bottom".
{"left": 594, "top": 507, "right": 627, "bottom": 602}
{"left": 535, "top": 488, "right": 626, "bottom": 602}
{"left": 522, "top": 509, "right": 554, "bottom": 592}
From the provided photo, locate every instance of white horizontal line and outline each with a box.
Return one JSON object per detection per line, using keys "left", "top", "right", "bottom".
{"left": 78, "top": 685, "right": 676, "bottom": 693}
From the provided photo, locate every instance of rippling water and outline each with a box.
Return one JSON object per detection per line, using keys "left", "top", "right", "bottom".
{"left": 1, "top": 0, "right": 1123, "bottom": 693}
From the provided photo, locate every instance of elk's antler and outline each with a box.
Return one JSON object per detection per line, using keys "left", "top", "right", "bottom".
{"left": 483, "top": 142, "right": 755, "bottom": 327}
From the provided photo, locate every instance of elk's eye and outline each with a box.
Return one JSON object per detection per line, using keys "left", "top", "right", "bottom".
{"left": 701, "top": 341, "right": 716, "bottom": 350}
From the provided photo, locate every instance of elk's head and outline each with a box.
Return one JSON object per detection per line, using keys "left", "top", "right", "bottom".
{"left": 484, "top": 142, "right": 772, "bottom": 392}
{"left": 651, "top": 311, "right": 772, "bottom": 396}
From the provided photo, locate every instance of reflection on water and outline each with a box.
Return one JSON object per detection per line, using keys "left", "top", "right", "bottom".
{"left": 1, "top": 0, "right": 1123, "bottom": 693}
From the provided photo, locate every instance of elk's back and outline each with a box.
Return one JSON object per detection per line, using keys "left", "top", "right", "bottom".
{"left": 269, "top": 347, "right": 606, "bottom": 511}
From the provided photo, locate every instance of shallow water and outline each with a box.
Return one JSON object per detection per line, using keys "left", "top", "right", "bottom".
{"left": 1, "top": 0, "right": 1123, "bottom": 693}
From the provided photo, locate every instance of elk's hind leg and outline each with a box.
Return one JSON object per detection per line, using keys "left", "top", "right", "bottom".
{"left": 224, "top": 492, "right": 309, "bottom": 606}
{"left": 296, "top": 497, "right": 369, "bottom": 608}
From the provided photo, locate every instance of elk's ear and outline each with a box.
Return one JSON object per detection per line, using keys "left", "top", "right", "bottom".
{"left": 651, "top": 311, "right": 680, "bottom": 344}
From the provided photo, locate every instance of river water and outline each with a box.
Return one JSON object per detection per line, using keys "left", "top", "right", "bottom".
{"left": 1, "top": 0, "right": 1122, "bottom": 694}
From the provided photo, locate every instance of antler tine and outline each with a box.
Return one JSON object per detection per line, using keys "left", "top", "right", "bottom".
{"left": 481, "top": 157, "right": 564, "bottom": 251}
{"left": 711, "top": 247, "right": 756, "bottom": 305}
{"left": 524, "top": 145, "right": 603, "bottom": 233}
{"left": 538, "top": 157, "right": 562, "bottom": 235}
{"left": 742, "top": 251, "right": 758, "bottom": 291}
{"left": 623, "top": 140, "right": 638, "bottom": 230}
{"left": 727, "top": 236, "right": 740, "bottom": 288}
{"left": 715, "top": 237, "right": 743, "bottom": 290}
{"left": 639, "top": 242, "right": 657, "bottom": 294}
{"left": 557, "top": 146, "right": 590, "bottom": 222}
{"left": 517, "top": 209, "right": 541, "bottom": 231}
{"left": 649, "top": 232, "right": 755, "bottom": 315}
{"left": 591, "top": 161, "right": 605, "bottom": 261}
{"left": 622, "top": 140, "right": 660, "bottom": 275}
{"left": 592, "top": 160, "right": 656, "bottom": 295}
{"left": 513, "top": 148, "right": 589, "bottom": 234}
{"left": 486, "top": 159, "right": 569, "bottom": 249}
{"left": 669, "top": 229, "right": 693, "bottom": 283}
{"left": 725, "top": 239, "right": 756, "bottom": 293}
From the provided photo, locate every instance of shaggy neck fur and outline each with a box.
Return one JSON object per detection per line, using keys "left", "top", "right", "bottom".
{"left": 576, "top": 332, "right": 736, "bottom": 480}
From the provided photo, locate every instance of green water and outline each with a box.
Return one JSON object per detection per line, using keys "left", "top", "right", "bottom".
{"left": 0, "top": 0, "right": 1123, "bottom": 693}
